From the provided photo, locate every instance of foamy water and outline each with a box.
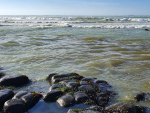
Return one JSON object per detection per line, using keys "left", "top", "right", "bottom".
{"left": 0, "top": 15, "right": 150, "bottom": 108}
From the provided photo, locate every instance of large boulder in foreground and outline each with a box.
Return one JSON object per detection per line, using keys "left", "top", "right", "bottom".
{"left": 0, "top": 90, "right": 14, "bottom": 109}
{"left": 0, "top": 75, "right": 29, "bottom": 87}
{"left": 3, "top": 99, "right": 26, "bottom": 113}
{"left": 105, "top": 103, "right": 145, "bottom": 113}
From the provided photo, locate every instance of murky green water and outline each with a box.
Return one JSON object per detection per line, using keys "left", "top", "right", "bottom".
{"left": 0, "top": 16, "right": 150, "bottom": 110}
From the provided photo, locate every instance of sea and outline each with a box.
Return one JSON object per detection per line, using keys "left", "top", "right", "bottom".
{"left": 0, "top": 15, "right": 150, "bottom": 112}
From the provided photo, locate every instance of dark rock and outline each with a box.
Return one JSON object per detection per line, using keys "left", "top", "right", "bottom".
{"left": 30, "top": 92, "right": 43, "bottom": 106}
{"left": 49, "top": 84, "right": 61, "bottom": 91}
{"left": 145, "top": 29, "right": 149, "bottom": 31}
{"left": 67, "top": 106, "right": 102, "bottom": 113}
{"left": 81, "top": 78, "right": 93, "bottom": 82}
{"left": 0, "top": 90, "right": 14, "bottom": 109}
{"left": 0, "top": 75, "right": 29, "bottom": 87}
{"left": 67, "top": 109, "right": 100, "bottom": 113}
{"left": 78, "top": 85, "right": 94, "bottom": 93}
{"left": 51, "top": 73, "right": 83, "bottom": 83}
{"left": 80, "top": 81, "right": 88, "bottom": 85}
{"left": 134, "top": 93, "right": 145, "bottom": 102}
{"left": 43, "top": 89, "right": 63, "bottom": 102}
{"left": 74, "top": 91, "right": 89, "bottom": 103}
{"left": 57, "top": 94, "right": 75, "bottom": 107}
{"left": 105, "top": 103, "right": 145, "bottom": 113}
{"left": 135, "top": 93, "right": 150, "bottom": 102}
{"left": 13, "top": 91, "right": 28, "bottom": 99}
{"left": 46, "top": 73, "right": 57, "bottom": 80}
{"left": 96, "top": 96, "right": 108, "bottom": 106}
{"left": 3, "top": 99, "right": 26, "bottom": 113}
{"left": 0, "top": 72, "right": 5, "bottom": 78}
{"left": 66, "top": 81, "right": 79, "bottom": 89}
{"left": 94, "top": 80, "right": 108, "bottom": 84}
{"left": 21, "top": 93, "right": 34, "bottom": 109}
{"left": 60, "top": 80, "right": 75, "bottom": 86}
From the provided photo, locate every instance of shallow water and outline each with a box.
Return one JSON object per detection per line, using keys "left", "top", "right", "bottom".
{"left": 0, "top": 16, "right": 150, "bottom": 110}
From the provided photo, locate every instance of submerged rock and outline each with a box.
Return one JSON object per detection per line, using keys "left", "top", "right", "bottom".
{"left": 3, "top": 99, "right": 26, "bottom": 113}
{"left": 57, "top": 94, "right": 75, "bottom": 107}
{"left": 0, "top": 90, "right": 14, "bottom": 109}
{"left": 43, "top": 89, "right": 63, "bottom": 102}
{"left": 0, "top": 75, "right": 29, "bottom": 87}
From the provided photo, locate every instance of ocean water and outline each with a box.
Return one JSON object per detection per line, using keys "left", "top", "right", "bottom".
{"left": 0, "top": 15, "right": 150, "bottom": 109}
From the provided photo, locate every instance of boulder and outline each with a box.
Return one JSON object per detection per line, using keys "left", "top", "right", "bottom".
{"left": 13, "top": 91, "right": 28, "bottom": 99}
{"left": 145, "top": 29, "right": 149, "bottom": 31}
{"left": 46, "top": 73, "right": 57, "bottom": 80}
{"left": 57, "top": 94, "right": 75, "bottom": 107}
{"left": 67, "top": 109, "right": 100, "bottom": 113}
{"left": 74, "top": 91, "right": 89, "bottom": 103}
{"left": 49, "top": 84, "right": 61, "bottom": 91}
{"left": 0, "top": 72, "right": 5, "bottom": 78}
{"left": 78, "top": 85, "right": 94, "bottom": 94}
{"left": 66, "top": 81, "right": 79, "bottom": 89}
{"left": 80, "top": 81, "right": 88, "bottom": 85}
{"left": 21, "top": 93, "right": 34, "bottom": 109}
{"left": 51, "top": 73, "right": 83, "bottom": 83}
{"left": 3, "top": 99, "right": 26, "bottom": 113}
{"left": 96, "top": 97, "right": 108, "bottom": 106}
{"left": 43, "top": 89, "right": 63, "bottom": 102}
{"left": 0, "top": 75, "right": 29, "bottom": 87}
{"left": 0, "top": 90, "right": 14, "bottom": 109}
{"left": 105, "top": 103, "right": 145, "bottom": 113}
{"left": 81, "top": 78, "right": 93, "bottom": 82}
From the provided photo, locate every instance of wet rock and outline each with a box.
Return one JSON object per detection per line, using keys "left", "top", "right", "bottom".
{"left": 21, "top": 93, "right": 34, "bottom": 109}
{"left": 46, "top": 73, "right": 57, "bottom": 80}
{"left": 81, "top": 78, "right": 93, "bottom": 82}
{"left": 74, "top": 91, "right": 89, "bottom": 103}
{"left": 13, "top": 91, "right": 28, "bottom": 99}
{"left": 0, "top": 90, "right": 14, "bottom": 109}
{"left": 78, "top": 85, "right": 94, "bottom": 94}
{"left": 43, "top": 89, "right": 63, "bottom": 102}
{"left": 80, "top": 81, "right": 88, "bottom": 85}
{"left": 135, "top": 93, "right": 150, "bottom": 102}
{"left": 105, "top": 103, "right": 145, "bottom": 113}
{"left": 145, "top": 29, "right": 149, "bottom": 31}
{"left": 94, "top": 80, "right": 108, "bottom": 84}
{"left": 67, "top": 109, "right": 100, "bottom": 113}
{"left": 0, "top": 72, "right": 5, "bottom": 78}
{"left": 3, "top": 99, "right": 26, "bottom": 113}
{"left": 135, "top": 93, "right": 145, "bottom": 102}
{"left": 66, "top": 81, "right": 79, "bottom": 89}
{"left": 96, "top": 96, "right": 108, "bottom": 106}
{"left": 57, "top": 94, "right": 75, "bottom": 107}
{"left": 67, "top": 106, "right": 102, "bottom": 113}
{"left": 49, "top": 84, "right": 61, "bottom": 91}
{"left": 51, "top": 73, "right": 83, "bottom": 83}
{"left": 0, "top": 75, "right": 29, "bottom": 87}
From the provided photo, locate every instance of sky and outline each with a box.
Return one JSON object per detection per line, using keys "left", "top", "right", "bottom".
{"left": 0, "top": 0, "right": 150, "bottom": 15}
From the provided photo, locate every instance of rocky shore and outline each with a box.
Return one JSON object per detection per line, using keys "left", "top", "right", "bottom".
{"left": 0, "top": 68, "right": 150, "bottom": 113}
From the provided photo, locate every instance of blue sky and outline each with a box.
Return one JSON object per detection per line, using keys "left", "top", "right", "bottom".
{"left": 0, "top": 0, "right": 150, "bottom": 15}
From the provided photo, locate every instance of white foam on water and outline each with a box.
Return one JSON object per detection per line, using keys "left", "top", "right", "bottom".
{"left": 0, "top": 16, "right": 150, "bottom": 29}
